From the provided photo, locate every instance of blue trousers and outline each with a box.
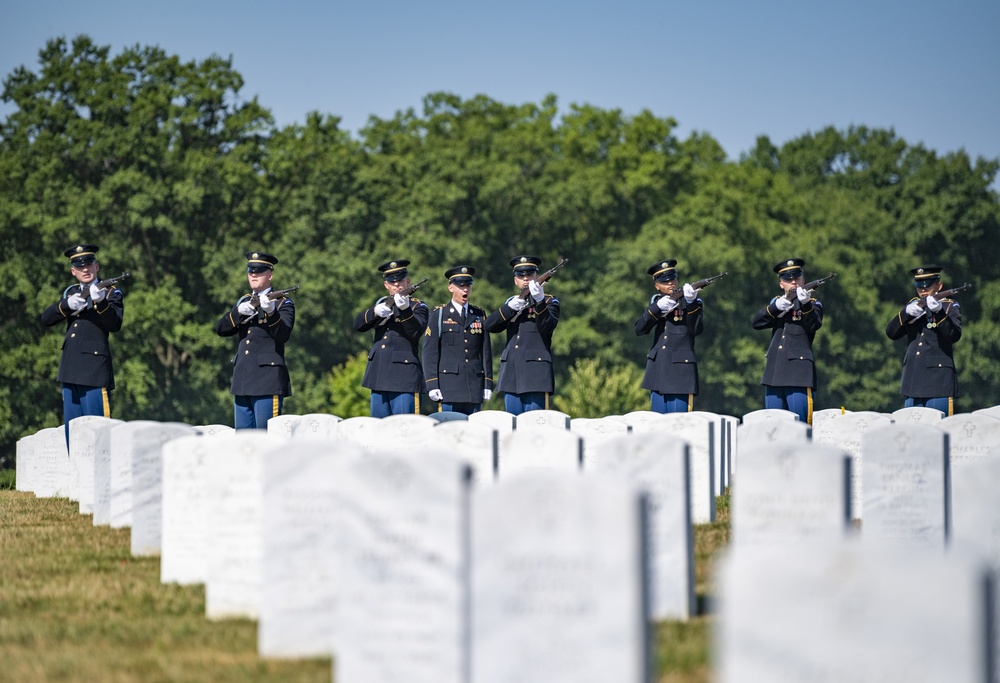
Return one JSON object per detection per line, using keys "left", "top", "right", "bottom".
{"left": 650, "top": 392, "right": 693, "bottom": 414}
{"left": 370, "top": 391, "right": 418, "bottom": 418}
{"left": 234, "top": 394, "right": 283, "bottom": 430}
{"left": 764, "top": 386, "right": 813, "bottom": 424}
{"left": 904, "top": 396, "right": 954, "bottom": 416}
{"left": 503, "top": 392, "right": 548, "bottom": 416}
{"left": 441, "top": 401, "right": 481, "bottom": 416}
{"left": 63, "top": 383, "right": 110, "bottom": 447}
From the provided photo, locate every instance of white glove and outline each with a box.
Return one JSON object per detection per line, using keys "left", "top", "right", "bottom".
{"left": 656, "top": 295, "right": 678, "bottom": 312}
{"left": 682, "top": 283, "right": 697, "bottom": 303}
{"left": 483, "top": 389, "right": 492, "bottom": 401}
{"left": 374, "top": 301, "right": 393, "bottom": 318}
{"left": 67, "top": 293, "right": 88, "bottom": 311}
{"left": 238, "top": 301, "right": 256, "bottom": 316}
{"left": 394, "top": 293, "right": 410, "bottom": 310}
{"left": 796, "top": 287, "right": 810, "bottom": 304}
{"left": 506, "top": 295, "right": 527, "bottom": 312}
{"left": 925, "top": 295, "right": 942, "bottom": 312}
{"left": 89, "top": 283, "right": 108, "bottom": 302}
{"left": 259, "top": 292, "right": 276, "bottom": 314}
{"left": 905, "top": 301, "right": 925, "bottom": 318}
{"left": 528, "top": 280, "right": 544, "bottom": 302}
{"left": 429, "top": 389, "right": 443, "bottom": 402}
{"left": 774, "top": 296, "right": 794, "bottom": 312}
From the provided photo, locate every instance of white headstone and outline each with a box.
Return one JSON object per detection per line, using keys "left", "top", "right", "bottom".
{"left": 514, "top": 409, "right": 571, "bottom": 430}
{"left": 258, "top": 439, "right": 361, "bottom": 658}
{"left": 732, "top": 443, "right": 852, "bottom": 547}
{"left": 620, "top": 410, "right": 667, "bottom": 430}
{"left": 499, "top": 429, "right": 583, "bottom": 478}
{"left": 587, "top": 435, "right": 694, "bottom": 620}
{"left": 632, "top": 413, "right": 715, "bottom": 524}
{"left": 195, "top": 424, "right": 234, "bottom": 437}
{"left": 473, "top": 474, "right": 650, "bottom": 683}
{"left": 736, "top": 420, "right": 811, "bottom": 465}
{"left": 204, "top": 432, "right": 276, "bottom": 620}
{"left": 266, "top": 413, "right": 302, "bottom": 438}
{"left": 331, "top": 449, "right": 472, "bottom": 683}
{"left": 811, "top": 407, "right": 850, "bottom": 436}
{"left": 972, "top": 405, "right": 1000, "bottom": 421}
{"left": 107, "top": 420, "right": 162, "bottom": 528}
{"left": 33, "top": 427, "right": 71, "bottom": 498}
{"left": 467, "top": 409, "right": 515, "bottom": 433}
{"left": 741, "top": 408, "right": 798, "bottom": 424}
{"left": 293, "top": 413, "right": 343, "bottom": 439}
{"left": 72, "top": 418, "right": 123, "bottom": 514}
{"left": 716, "top": 543, "right": 993, "bottom": 683}
{"left": 861, "top": 424, "right": 949, "bottom": 548}
{"left": 939, "top": 413, "right": 1000, "bottom": 473}
{"left": 813, "top": 411, "right": 891, "bottom": 519}
{"left": 411, "top": 421, "right": 499, "bottom": 485}
{"left": 571, "top": 417, "right": 631, "bottom": 466}
{"left": 67, "top": 415, "right": 110, "bottom": 501}
{"left": 379, "top": 413, "right": 438, "bottom": 440}
{"left": 691, "top": 411, "right": 729, "bottom": 495}
{"left": 131, "top": 423, "right": 199, "bottom": 555}
{"left": 161, "top": 435, "right": 215, "bottom": 584}
{"left": 334, "top": 416, "right": 381, "bottom": 450}
{"left": 15, "top": 432, "right": 35, "bottom": 493}
{"left": 891, "top": 406, "right": 944, "bottom": 424}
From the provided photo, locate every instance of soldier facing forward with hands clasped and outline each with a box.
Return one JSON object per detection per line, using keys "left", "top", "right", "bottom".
{"left": 885, "top": 265, "right": 962, "bottom": 416}
{"left": 421, "top": 266, "right": 493, "bottom": 415}
{"left": 40, "top": 243, "right": 125, "bottom": 446}
{"left": 215, "top": 251, "right": 295, "bottom": 430}
{"left": 634, "top": 259, "right": 703, "bottom": 413}
{"left": 353, "top": 259, "right": 429, "bottom": 417}
{"left": 751, "top": 258, "right": 824, "bottom": 424}
{"left": 485, "top": 255, "right": 561, "bottom": 415}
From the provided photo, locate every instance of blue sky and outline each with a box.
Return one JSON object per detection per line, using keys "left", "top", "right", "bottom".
{"left": 2, "top": 0, "right": 998, "bottom": 171}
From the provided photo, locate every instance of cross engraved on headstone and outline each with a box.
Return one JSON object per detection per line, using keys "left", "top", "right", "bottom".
{"left": 894, "top": 433, "right": 911, "bottom": 452}
{"left": 857, "top": 419, "right": 869, "bottom": 433}
{"left": 308, "top": 419, "right": 320, "bottom": 433}
{"left": 963, "top": 422, "right": 977, "bottom": 438}
{"left": 907, "top": 413, "right": 920, "bottom": 423}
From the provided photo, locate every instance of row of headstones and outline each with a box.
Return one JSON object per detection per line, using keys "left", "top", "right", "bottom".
{"left": 728, "top": 409, "right": 1000, "bottom": 682}
{"left": 14, "top": 406, "right": 1000, "bottom": 681}
{"left": 13, "top": 412, "right": 722, "bottom": 682}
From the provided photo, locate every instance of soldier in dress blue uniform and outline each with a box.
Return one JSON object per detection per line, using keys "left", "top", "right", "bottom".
{"left": 421, "top": 265, "right": 493, "bottom": 415}
{"left": 215, "top": 251, "right": 295, "bottom": 430}
{"left": 751, "top": 258, "right": 824, "bottom": 424}
{"left": 634, "top": 259, "right": 704, "bottom": 413}
{"left": 485, "top": 255, "right": 561, "bottom": 415}
{"left": 353, "top": 259, "right": 429, "bottom": 417}
{"left": 41, "top": 243, "right": 125, "bottom": 446}
{"left": 885, "top": 265, "right": 962, "bottom": 416}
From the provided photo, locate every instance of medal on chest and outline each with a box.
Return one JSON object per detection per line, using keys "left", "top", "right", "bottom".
{"left": 471, "top": 318, "right": 481, "bottom": 334}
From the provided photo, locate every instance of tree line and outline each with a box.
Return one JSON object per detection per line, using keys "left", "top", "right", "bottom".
{"left": 2, "top": 35, "right": 998, "bottom": 462}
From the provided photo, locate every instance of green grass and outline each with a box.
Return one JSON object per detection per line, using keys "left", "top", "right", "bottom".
{"left": 0, "top": 469, "right": 15, "bottom": 490}
{"left": 0, "top": 489, "right": 731, "bottom": 683}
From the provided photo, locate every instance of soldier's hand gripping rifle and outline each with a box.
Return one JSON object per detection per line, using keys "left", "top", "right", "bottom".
{"left": 906, "top": 282, "right": 972, "bottom": 322}
{"left": 240, "top": 285, "right": 301, "bottom": 324}
{"left": 511, "top": 257, "right": 569, "bottom": 321}
{"left": 378, "top": 276, "right": 430, "bottom": 325}
{"left": 776, "top": 271, "right": 836, "bottom": 317}
{"left": 667, "top": 271, "right": 729, "bottom": 302}
{"left": 72, "top": 271, "right": 131, "bottom": 316}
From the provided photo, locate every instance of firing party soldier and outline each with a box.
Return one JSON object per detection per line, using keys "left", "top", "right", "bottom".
{"left": 353, "top": 259, "right": 429, "bottom": 417}
{"left": 634, "top": 259, "right": 703, "bottom": 413}
{"left": 485, "top": 255, "right": 561, "bottom": 415}
{"left": 41, "top": 243, "right": 125, "bottom": 446}
{"left": 421, "top": 265, "right": 493, "bottom": 415}
{"left": 751, "top": 257, "right": 824, "bottom": 424}
{"left": 215, "top": 251, "right": 295, "bottom": 430}
{"left": 885, "top": 265, "right": 962, "bottom": 416}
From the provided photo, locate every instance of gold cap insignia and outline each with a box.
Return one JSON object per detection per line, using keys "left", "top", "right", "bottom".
{"left": 461, "top": 267, "right": 468, "bottom": 274}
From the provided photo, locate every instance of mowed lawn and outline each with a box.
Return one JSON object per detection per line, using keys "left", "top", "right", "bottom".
{"left": 0, "top": 488, "right": 729, "bottom": 683}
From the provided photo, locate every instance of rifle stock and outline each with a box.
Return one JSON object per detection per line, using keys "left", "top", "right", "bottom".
{"left": 378, "top": 277, "right": 430, "bottom": 324}
{"left": 783, "top": 272, "right": 837, "bottom": 301}
{"left": 72, "top": 271, "right": 131, "bottom": 316}
{"left": 668, "top": 271, "right": 729, "bottom": 301}
{"left": 914, "top": 282, "right": 972, "bottom": 309}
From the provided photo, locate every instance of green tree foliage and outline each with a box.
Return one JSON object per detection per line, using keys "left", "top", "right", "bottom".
{"left": 2, "top": 36, "right": 998, "bottom": 459}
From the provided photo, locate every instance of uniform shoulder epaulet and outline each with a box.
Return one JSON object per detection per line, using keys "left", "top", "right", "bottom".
{"left": 469, "top": 304, "right": 486, "bottom": 314}
{"left": 649, "top": 294, "right": 660, "bottom": 305}
{"left": 410, "top": 297, "right": 423, "bottom": 305}
{"left": 62, "top": 283, "right": 81, "bottom": 298}
{"left": 433, "top": 303, "right": 447, "bottom": 310}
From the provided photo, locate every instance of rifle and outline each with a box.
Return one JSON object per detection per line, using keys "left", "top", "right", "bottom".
{"left": 378, "top": 276, "right": 430, "bottom": 325}
{"left": 516, "top": 257, "right": 569, "bottom": 301}
{"left": 909, "top": 282, "right": 972, "bottom": 318}
{"left": 667, "top": 271, "right": 729, "bottom": 301}
{"left": 781, "top": 272, "right": 838, "bottom": 302}
{"left": 72, "top": 272, "right": 131, "bottom": 316}
{"left": 241, "top": 285, "right": 300, "bottom": 323}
